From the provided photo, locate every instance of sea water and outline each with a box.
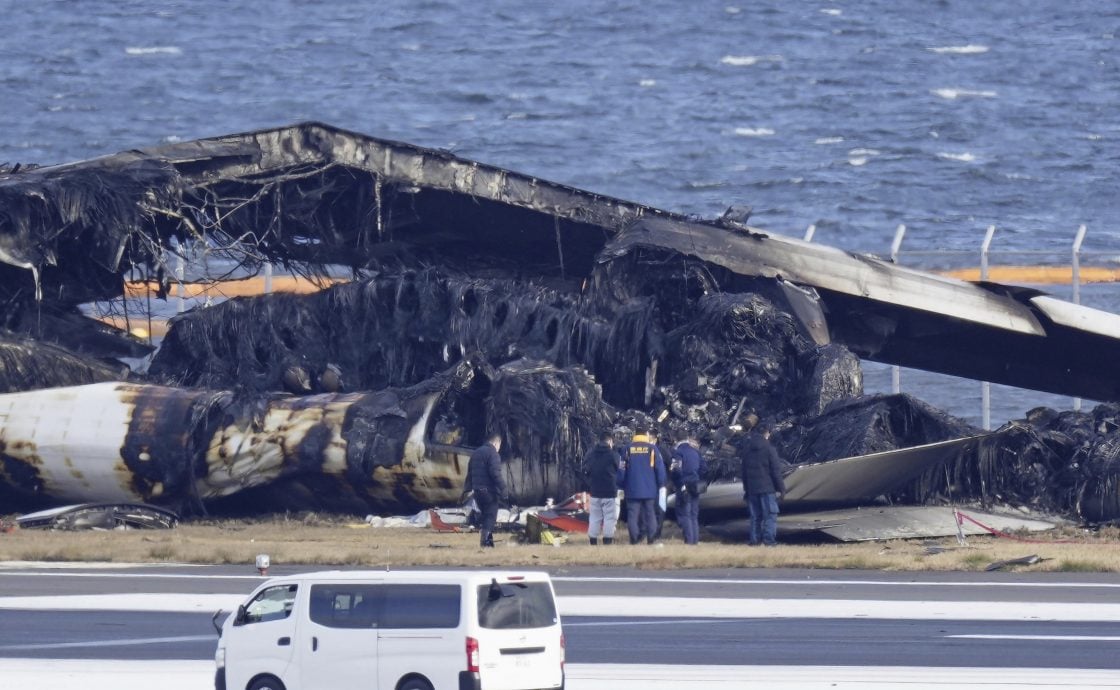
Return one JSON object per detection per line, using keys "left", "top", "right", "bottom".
{"left": 3, "top": 0, "right": 1119, "bottom": 425}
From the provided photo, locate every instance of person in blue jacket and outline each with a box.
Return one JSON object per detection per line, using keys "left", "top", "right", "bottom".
{"left": 617, "top": 428, "right": 667, "bottom": 545}
{"left": 670, "top": 434, "right": 706, "bottom": 545}
{"left": 465, "top": 433, "right": 507, "bottom": 548}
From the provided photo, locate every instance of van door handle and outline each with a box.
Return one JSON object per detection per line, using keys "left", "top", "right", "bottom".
{"left": 312, "top": 636, "right": 318, "bottom": 652}
{"left": 277, "top": 637, "right": 291, "bottom": 646}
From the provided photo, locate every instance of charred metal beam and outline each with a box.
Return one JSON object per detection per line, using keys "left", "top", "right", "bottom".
{"left": 605, "top": 216, "right": 1120, "bottom": 401}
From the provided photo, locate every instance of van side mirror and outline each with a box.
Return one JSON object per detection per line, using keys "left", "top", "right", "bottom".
{"left": 212, "top": 609, "right": 225, "bottom": 637}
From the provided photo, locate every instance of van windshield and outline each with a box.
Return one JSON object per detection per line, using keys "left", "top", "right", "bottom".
{"left": 476, "top": 582, "right": 558, "bottom": 629}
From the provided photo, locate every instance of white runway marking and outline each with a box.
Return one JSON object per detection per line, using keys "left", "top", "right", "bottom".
{"left": 0, "top": 634, "right": 214, "bottom": 651}
{"left": 3, "top": 593, "right": 1120, "bottom": 622}
{"left": 558, "top": 596, "right": 1120, "bottom": 622}
{"left": 948, "top": 634, "right": 1120, "bottom": 642}
{"left": 564, "top": 618, "right": 747, "bottom": 627}
{"left": 553, "top": 575, "right": 1120, "bottom": 590}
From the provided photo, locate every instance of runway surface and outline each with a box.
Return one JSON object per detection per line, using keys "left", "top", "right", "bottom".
{"left": 1, "top": 563, "right": 1119, "bottom": 688}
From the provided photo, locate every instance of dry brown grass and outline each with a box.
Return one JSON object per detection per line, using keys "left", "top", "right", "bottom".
{"left": 3, "top": 515, "right": 1120, "bottom": 573}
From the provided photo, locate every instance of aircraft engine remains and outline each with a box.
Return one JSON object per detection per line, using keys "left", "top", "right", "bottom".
{"left": 3, "top": 123, "right": 1120, "bottom": 528}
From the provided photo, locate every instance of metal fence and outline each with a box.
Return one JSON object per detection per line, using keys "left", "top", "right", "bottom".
{"left": 804, "top": 223, "right": 1115, "bottom": 429}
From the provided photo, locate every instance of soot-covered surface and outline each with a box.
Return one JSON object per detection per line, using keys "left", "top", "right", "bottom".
{"left": 2, "top": 123, "right": 1120, "bottom": 524}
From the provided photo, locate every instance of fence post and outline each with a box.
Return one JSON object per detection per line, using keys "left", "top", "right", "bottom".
{"left": 804, "top": 224, "right": 816, "bottom": 242}
{"left": 980, "top": 225, "right": 996, "bottom": 430}
{"left": 175, "top": 242, "right": 186, "bottom": 314}
{"left": 1072, "top": 224, "right": 1087, "bottom": 411}
{"left": 889, "top": 225, "right": 906, "bottom": 394}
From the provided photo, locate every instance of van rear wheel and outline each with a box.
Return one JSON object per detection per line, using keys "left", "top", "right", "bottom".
{"left": 397, "top": 678, "right": 433, "bottom": 690}
{"left": 247, "top": 676, "right": 285, "bottom": 690}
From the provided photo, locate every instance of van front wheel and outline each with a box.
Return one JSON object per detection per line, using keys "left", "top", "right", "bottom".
{"left": 397, "top": 678, "right": 433, "bottom": 690}
{"left": 247, "top": 676, "right": 286, "bottom": 690}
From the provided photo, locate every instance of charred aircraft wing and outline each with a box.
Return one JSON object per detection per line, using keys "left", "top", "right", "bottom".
{"left": 5, "top": 122, "right": 1120, "bottom": 402}
{"left": 698, "top": 435, "right": 982, "bottom": 517}
{"left": 708, "top": 505, "right": 1056, "bottom": 543}
{"left": 604, "top": 217, "right": 1120, "bottom": 401}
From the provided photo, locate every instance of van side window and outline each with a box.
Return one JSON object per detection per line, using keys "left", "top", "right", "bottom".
{"left": 308, "top": 584, "right": 460, "bottom": 629}
{"left": 380, "top": 584, "right": 461, "bottom": 629}
{"left": 243, "top": 584, "right": 298, "bottom": 624}
{"left": 309, "top": 584, "right": 380, "bottom": 629}
{"left": 477, "top": 582, "right": 558, "bottom": 629}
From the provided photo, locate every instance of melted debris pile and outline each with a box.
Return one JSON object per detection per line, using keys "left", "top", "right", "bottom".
{"left": 905, "top": 404, "right": 1120, "bottom": 524}
{"left": 1, "top": 123, "right": 1118, "bottom": 524}
{"left": 0, "top": 336, "right": 127, "bottom": 393}
{"left": 145, "top": 263, "right": 859, "bottom": 508}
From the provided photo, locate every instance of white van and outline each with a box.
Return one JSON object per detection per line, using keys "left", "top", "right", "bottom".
{"left": 214, "top": 569, "right": 564, "bottom": 690}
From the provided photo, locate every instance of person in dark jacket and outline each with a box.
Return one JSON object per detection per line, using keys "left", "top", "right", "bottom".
{"left": 617, "top": 429, "right": 667, "bottom": 545}
{"left": 670, "top": 435, "right": 706, "bottom": 545}
{"left": 465, "top": 433, "right": 506, "bottom": 547}
{"left": 739, "top": 424, "right": 786, "bottom": 546}
{"left": 582, "top": 430, "right": 620, "bottom": 545}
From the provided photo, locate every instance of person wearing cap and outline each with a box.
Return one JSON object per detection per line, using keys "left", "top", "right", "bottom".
{"left": 670, "top": 434, "right": 706, "bottom": 545}
{"left": 582, "top": 430, "right": 621, "bottom": 545}
{"left": 617, "top": 428, "right": 667, "bottom": 545}
{"left": 739, "top": 423, "right": 786, "bottom": 546}
{"left": 465, "top": 432, "right": 507, "bottom": 548}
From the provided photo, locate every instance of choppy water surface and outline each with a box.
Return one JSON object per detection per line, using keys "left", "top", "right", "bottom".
{"left": 3, "top": 0, "right": 1119, "bottom": 424}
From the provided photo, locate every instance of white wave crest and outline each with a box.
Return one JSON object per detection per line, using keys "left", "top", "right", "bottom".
{"left": 848, "top": 148, "right": 880, "bottom": 157}
{"left": 820, "top": 8, "right": 842, "bottom": 16}
{"left": 930, "top": 45, "right": 990, "bottom": 55}
{"left": 932, "top": 88, "right": 997, "bottom": 100}
{"left": 125, "top": 46, "right": 182, "bottom": 56}
{"left": 848, "top": 157, "right": 868, "bottom": 167}
{"left": 639, "top": 79, "right": 657, "bottom": 88}
{"left": 937, "top": 151, "right": 977, "bottom": 162}
{"left": 815, "top": 137, "right": 845, "bottom": 145}
{"left": 734, "top": 127, "right": 775, "bottom": 137}
{"left": 720, "top": 54, "right": 782, "bottom": 67}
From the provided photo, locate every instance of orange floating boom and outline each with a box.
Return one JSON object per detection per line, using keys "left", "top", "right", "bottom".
{"left": 939, "top": 266, "right": 1120, "bottom": 284}
{"left": 123, "top": 275, "right": 348, "bottom": 299}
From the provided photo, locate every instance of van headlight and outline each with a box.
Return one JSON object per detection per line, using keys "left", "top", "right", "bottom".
{"left": 215, "top": 646, "right": 226, "bottom": 668}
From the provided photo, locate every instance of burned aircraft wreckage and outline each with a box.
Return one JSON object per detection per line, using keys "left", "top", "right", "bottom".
{"left": 2, "top": 122, "right": 1120, "bottom": 530}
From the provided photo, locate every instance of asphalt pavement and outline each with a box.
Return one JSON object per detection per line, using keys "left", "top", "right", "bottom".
{"left": 1, "top": 563, "right": 1119, "bottom": 687}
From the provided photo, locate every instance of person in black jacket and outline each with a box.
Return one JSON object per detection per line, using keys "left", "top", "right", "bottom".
{"left": 670, "top": 435, "right": 705, "bottom": 545}
{"left": 739, "top": 423, "right": 786, "bottom": 546}
{"left": 465, "top": 433, "right": 507, "bottom": 547}
{"left": 582, "top": 430, "right": 620, "bottom": 545}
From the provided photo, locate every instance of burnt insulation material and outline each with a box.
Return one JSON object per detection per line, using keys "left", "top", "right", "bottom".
{"left": 777, "top": 394, "right": 978, "bottom": 465}
{"left": 0, "top": 158, "right": 184, "bottom": 306}
{"left": 661, "top": 293, "right": 855, "bottom": 417}
{"left": 485, "top": 359, "right": 614, "bottom": 501}
{"left": 149, "top": 269, "right": 626, "bottom": 398}
{"left": 697, "top": 393, "right": 972, "bottom": 483}
{"left": 151, "top": 268, "right": 839, "bottom": 420}
{"left": 899, "top": 403, "right": 1120, "bottom": 525}
{"left": 0, "top": 333, "right": 128, "bottom": 393}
